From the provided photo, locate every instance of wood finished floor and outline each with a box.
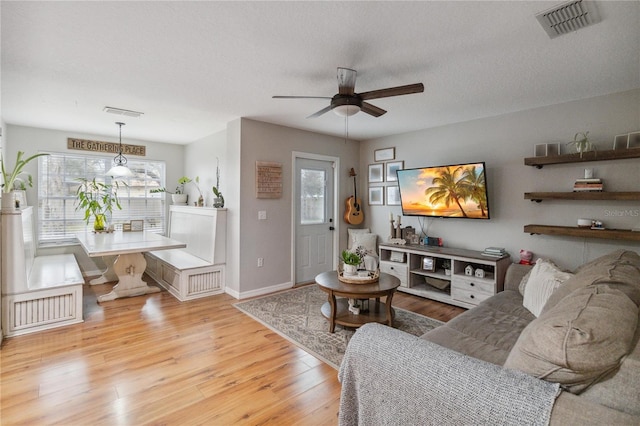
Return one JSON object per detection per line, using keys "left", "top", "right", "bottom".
{"left": 0, "top": 278, "right": 464, "bottom": 425}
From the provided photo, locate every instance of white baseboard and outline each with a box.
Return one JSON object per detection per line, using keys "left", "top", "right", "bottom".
{"left": 226, "top": 281, "right": 293, "bottom": 300}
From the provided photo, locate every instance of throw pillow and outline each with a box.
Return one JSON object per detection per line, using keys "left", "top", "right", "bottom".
{"left": 541, "top": 249, "right": 640, "bottom": 315}
{"left": 350, "top": 233, "right": 377, "bottom": 257}
{"left": 505, "top": 285, "right": 638, "bottom": 394}
{"left": 522, "top": 259, "right": 573, "bottom": 317}
{"left": 347, "top": 228, "right": 371, "bottom": 249}
{"left": 518, "top": 270, "right": 531, "bottom": 296}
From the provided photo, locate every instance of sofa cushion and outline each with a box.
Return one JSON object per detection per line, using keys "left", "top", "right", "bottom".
{"left": 422, "top": 290, "right": 535, "bottom": 365}
{"left": 580, "top": 319, "right": 640, "bottom": 416}
{"left": 522, "top": 259, "right": 573, "bottom": 317}
{"left": 504, "top": 285, "right": 638, "bottom": 394}
{"left": 347, "top": 228, "right": 370, "bottom": 249}
{"left": 542, "top": 249, "right": 640, "bottom": 314}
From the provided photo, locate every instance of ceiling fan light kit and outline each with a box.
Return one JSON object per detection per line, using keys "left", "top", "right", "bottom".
{"left": 274, "top": 67, "right": 424, "bottom": 119}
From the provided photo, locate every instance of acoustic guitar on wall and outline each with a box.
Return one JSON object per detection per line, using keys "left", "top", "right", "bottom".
{"left": 344, "top": 168, "right": 364, "bottom": 225}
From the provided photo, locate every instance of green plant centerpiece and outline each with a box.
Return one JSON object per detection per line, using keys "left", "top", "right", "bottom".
{"left": 75, "top": 177, "right": 123, "bottom": 231}
{"left": 567, "top": 131, "right": 595, "bottom": 158}
{"left": 341, "top": 250, "right": 362, "bottom": 276}
{"left": 1, "top": 151, "right": 50, "bottom": 208}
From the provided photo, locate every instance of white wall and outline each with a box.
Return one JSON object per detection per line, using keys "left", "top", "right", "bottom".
{"left": 234, "top": 118, "right": 359, "bottom": 297}
{"left": 183, "top": 129, "right": 227, "bottom": 206}
{"left": 4, "top": 124, "right": 185, "bottom": 274}
{"left": 360, "top": 89, "right": 640, "bottom": 271}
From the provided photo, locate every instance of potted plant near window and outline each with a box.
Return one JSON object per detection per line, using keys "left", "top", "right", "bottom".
{"left": 341, "top": 250, "right": 362, "bottom": 276}
{"left": 151, "top": 176, "right": 202, "bottom": 205}
{"left": 75, "top": 177, "right": 123, "bottom": 231}
{"left": 1, "top": 151, "right": 49, "bottom": 210}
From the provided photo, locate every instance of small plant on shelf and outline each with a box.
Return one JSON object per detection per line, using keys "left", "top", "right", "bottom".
{"left": 441, "top": 259, "right": 451, "bottom": 275}
{"left": 567, "top": 131, "right": 595, "bottom": 158}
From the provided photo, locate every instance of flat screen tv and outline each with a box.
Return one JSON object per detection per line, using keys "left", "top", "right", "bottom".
{"left": 396, "top": 162, "right": 489, "bottom": 219}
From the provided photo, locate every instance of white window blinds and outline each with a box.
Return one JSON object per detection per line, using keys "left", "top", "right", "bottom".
{"left": 38, "top": 152, "right": 166, "bottom": 245}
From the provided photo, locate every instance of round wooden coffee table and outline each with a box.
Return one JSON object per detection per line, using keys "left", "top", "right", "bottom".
{"left": 315, "top": 271, "right": 400, "bottom": 333}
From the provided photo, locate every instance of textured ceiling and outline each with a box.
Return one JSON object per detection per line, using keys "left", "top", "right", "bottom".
{"left": 2, "top": 1, "right": 639, "bottom": 144}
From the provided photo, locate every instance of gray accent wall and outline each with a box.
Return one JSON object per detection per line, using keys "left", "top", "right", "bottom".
{"left": 360, "top": 89, "right": 640, "bottom": 271}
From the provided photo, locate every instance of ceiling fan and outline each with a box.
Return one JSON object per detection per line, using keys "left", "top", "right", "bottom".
{"left": 273, "top": 67, "right": 424, "bottom": 118}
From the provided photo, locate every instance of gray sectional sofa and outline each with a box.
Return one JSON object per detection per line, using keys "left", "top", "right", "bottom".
{"left": 338, "top": 250, "right": 640, "bottom": 425}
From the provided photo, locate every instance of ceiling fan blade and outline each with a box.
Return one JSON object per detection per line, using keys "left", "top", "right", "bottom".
{"left": 358, "top": 83, "right": 424, "bottom": 101}
{"left": 361, "top": 102, "right": 387, "bottom": 117}
{"left": 307, "top": 105, "right": 333, "bottom": 119}
{"left": 337, "top": 67, "right": 357, "bottom": 95}
{"left": 273, "top": 95, "right": 332, "bottom": 99}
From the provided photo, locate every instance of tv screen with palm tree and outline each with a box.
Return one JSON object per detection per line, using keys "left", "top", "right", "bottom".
{"left": 396, "top": 162, "right": 489, "bottom": 219}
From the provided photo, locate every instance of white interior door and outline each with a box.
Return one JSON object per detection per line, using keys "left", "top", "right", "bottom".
{"left": 294, "top": 157, "right": 336, "bottom": 284}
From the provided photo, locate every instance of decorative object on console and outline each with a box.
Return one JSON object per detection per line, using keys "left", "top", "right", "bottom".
{"left": 387, "top": 238, "right": 406, "bottom": 245}
{"left": 474, "top": 268, "right": 485, "bottom": 278}
{"left": 389, "top": 251, "right": 405, "bottom": 263}
{"left": 422, "top": 257, "right": 435, "bottom": 271}
{"left": 465, "top": 265, "right": 474, "bottom": 276}
{"left": 482, "top": 247, "right": 507, "bottom": 257}
{"left": 519, "top": 249, "right": 534, "bottom": 265}
{"left": 385, "top": 161, "right": 403, "bottom": 182}
{"left": 534, "top": 143, "right": 561, "bottom": 157}
{"left": 130, "top": 219, "right": 143, "bottom": 232}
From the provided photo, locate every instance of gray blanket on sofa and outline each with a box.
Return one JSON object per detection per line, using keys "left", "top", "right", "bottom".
{"left": 338, "top": 323, "right": 560, "bottom": 426}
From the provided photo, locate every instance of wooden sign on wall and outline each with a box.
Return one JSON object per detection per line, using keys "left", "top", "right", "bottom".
{"left": 67, "top": 138, "right": 146, "bottom": 156}
{"left": 256, "top": 161, "right": 282, "bottom": 199}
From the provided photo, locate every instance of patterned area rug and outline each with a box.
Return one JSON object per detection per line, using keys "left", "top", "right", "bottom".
{"left": 234, "top": 284, "right": 443, "bottom": 370}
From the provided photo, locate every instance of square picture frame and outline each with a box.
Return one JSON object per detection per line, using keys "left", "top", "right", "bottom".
{"left": 368, "top": 163, "right": 384, "bottom": 183}
{"left": 368, "top": 186, "right": 384, "bottom": 205}
{"left": 122, "top": 223, "right": 132, "bottom": 232}
{"left": 130, "top": 219, "right": 144, "bottom": 232}
{"left": 386, "top": 186, "right": 400, "bottom": 206}
{"left": 374, "top": 147, "right": 395, "bottom": 162}
{"left": 385, "top": 161, "right": 404, "bottom": 182}
{"left": 422, "top": 257, "right": 435, "bottom": 271}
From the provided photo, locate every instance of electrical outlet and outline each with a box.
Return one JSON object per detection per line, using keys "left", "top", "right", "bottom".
{"left": 258, "top": 210, "right": 267, "bottom": 220}
{"left": 257, "top": 257, "right": 264, "bottom": 267}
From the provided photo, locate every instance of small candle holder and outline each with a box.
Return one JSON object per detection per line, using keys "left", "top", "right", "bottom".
{"left": 389, "top": 219, "right": 396, "bottom": 240}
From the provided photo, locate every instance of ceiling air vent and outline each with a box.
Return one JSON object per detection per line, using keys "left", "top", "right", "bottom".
{"left": 103, "top": 106, "right": 144, "bottom": 118}
{"left": 536, "top": 0, "right": 600, "bottom": 39}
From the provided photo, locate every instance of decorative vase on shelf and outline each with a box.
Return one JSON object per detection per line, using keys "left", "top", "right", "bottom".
{"left": 1, "top": 193, "right": 17, "bottom": 210}
{"left": 213, "top": 197, "right": 224, "bottom": 208}
{"left": 171, "top": 194, "right": 188, "bottom": 205}
{"left": 198, "top": 195, "right": 204, "bottom": 207}
{"left": 93, "top": 214, "right": 107, "bottom": 231}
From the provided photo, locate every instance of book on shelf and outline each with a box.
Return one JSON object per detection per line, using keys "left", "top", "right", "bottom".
{"left": 574, "top": 178, "right": 602, "bottom": 183}
{"left": 482, "top": 247, "right": 507, "bottom": 257}
{"left": 484, "top": 247, "right": 506, "bottom": 253}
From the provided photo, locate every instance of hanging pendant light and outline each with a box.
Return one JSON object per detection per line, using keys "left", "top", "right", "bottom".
{"left": 106, "top": 122, "right": 134, "bottom": 177}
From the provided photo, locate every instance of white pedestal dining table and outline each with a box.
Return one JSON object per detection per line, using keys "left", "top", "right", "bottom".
{"left": 76, "top": 230, "right": 186, "bottom": 302}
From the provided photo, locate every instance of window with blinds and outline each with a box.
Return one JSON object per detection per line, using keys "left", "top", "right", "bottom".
{"left": 38, "top": 152, "right": 166, "bottom": 245}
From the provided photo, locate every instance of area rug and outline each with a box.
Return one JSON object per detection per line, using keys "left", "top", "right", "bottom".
{"left": 233, "top": 284, "right": 443, "bottom": 370}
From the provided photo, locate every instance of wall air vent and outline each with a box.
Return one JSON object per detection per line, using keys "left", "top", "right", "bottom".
{"left": 103, "top": 106, "right": 144, "bottom": 118}
{"left": 536, "top": 0, "right": 600, "bottom": 39}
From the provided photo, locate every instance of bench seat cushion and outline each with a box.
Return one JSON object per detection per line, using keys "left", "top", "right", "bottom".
{"left": 28, "top": 254, "right": 84, "bottom": 290}
{"left": 147, "top": 249, "right": 213, "bottom": 270}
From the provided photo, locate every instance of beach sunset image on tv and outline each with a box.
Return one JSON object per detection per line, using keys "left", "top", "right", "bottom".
{"left": 397, "top": 163, "right": 489, "bottom": 219}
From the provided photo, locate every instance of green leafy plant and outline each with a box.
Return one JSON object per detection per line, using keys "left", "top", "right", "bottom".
{"left": 341, "top": 250, "right": 362, "bottom": 266}
{"left": 567, "top": 131, "right": 595, "bottom": 158}
{"left": 75, "top": 177, "right": 123, "bottom": 230}
{"left": 1, "top": 151, "right": 50, "bottom": 193}
{"left": 150, "top": 176, "right": 193, "bottom": 194}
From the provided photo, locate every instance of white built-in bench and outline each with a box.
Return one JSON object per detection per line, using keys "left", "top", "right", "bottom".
{"left": 1, "top": 206, "right": 84, "bottom": 337}
{"left": 145, "top": 206, "right": 226, "bottom": 301}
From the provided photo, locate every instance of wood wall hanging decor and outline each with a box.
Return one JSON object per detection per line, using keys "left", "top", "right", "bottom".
{"left": 256, "top": 161, "right": 282, "bottom": 199}
{"left": 67, "top": 138, "right": 146, "bottom": 156}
